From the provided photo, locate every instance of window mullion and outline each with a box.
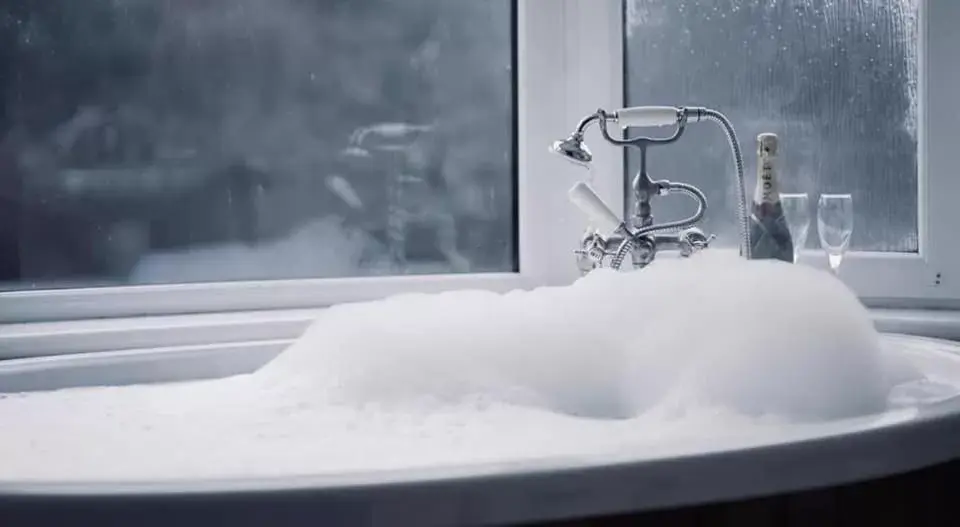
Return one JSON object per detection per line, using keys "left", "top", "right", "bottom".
{"left": 519, "top": 0, "right": 625, "bottom": 288}
{"left": 921, "top": 0, "right": 960, "bottom": 298}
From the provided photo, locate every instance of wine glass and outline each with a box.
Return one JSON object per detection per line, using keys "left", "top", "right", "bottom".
{"left": 817, "top": 194, "right": 854, "bottom": 274}
{"left": 780, "top": 193, "right": 810, "bottom": 264}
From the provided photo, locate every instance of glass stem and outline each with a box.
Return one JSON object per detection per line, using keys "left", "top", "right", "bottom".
{"left": 828, "top": 253, "right": 843, "bottom": 275}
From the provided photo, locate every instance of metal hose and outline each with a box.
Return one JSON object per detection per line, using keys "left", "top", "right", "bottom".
{"left": 699, "top": 108, "right": 752, "bottom": 259}
{"left": 635, "top": 183, "right": 707, "bottom": 236}
{"left": 610, "top": 238, "right": 633, "bottom": 270}
{"left": 610, "top": 182, "right": 708, "bottom": 270}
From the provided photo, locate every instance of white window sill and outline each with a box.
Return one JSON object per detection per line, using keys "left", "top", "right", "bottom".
{"left": 1, "top": 306, "right": 959, "bottom": 361}
{"left": 0, "top": 308, "right": 320, "bottom": 359}
{"left": 870, "top": 308, "right": 960, "bottom": 340}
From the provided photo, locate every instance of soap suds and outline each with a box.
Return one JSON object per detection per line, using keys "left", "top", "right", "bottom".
{"left": 0, "top": 254, "right": 934, "bottom": 482}
{"left": 259, "top": 252, "right": 892, "bottom": 421}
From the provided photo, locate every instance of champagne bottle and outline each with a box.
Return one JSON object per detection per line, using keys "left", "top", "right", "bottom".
{"left": 748, "top": 133, "right": 794, "bottom": 262}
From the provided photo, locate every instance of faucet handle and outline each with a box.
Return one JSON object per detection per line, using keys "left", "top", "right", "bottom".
{"left": 574, "top": 230, "right": 608, "bottom": 274}
{"left": 569, "top": 182, "right": 624, "bottom": 237}
{"left": 678, "top": 227, "right": 715, "bottom": 256}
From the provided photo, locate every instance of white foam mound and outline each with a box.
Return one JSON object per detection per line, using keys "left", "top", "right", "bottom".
{"left": 258, "top": 252, "right": 894, "bottom": 422}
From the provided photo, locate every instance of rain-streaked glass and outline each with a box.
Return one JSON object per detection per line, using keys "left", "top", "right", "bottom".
{"left": 623, "top": 0, "right": 918, "bottom": 253}
{"left": 0, "top": 0, "right": 516, "bottom": 290}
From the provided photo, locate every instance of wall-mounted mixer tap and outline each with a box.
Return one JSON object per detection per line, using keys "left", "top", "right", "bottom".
{"left": 552, "top": 105, "right": 752, "bottom": 273}
{"left": 569, "top": 182, "right": 715, "bottom": 273}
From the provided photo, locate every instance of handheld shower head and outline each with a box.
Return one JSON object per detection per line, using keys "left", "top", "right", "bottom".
{"left": 551, "top": 134, "right": 593, "bottom": 165}
{"left": 550, "top": 106, "right": 688, "bottom": 166}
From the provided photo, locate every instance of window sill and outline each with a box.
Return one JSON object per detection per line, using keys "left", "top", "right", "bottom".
{"left": 0, "top": 308, "right": 319, "bottom": 360}
{"left": 1, "top": 305, "right": 959, "bottom": 361}
{"left": 871, "top": 308, "right": 960, "bottom": 341}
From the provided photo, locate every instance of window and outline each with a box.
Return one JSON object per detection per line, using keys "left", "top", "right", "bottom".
{"left": 623, "top": 0, "right": 919, "bottom": 253}
{"left": 610, "top": 0, "right": 960, "bottom": 305}
{"left": 0, "top": 0, "right": 516, "bottom": 291}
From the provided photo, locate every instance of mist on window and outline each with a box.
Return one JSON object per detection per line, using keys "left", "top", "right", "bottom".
{"left": 0, "top": 0, "right": 515, "bottom": 288}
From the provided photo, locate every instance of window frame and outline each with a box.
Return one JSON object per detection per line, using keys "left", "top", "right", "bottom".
{"left": 1, "top": 0, "right": 958, "bottom": 358}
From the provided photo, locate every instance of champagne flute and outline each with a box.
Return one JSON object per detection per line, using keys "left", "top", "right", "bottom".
{"left": 817, "top": 194, "right": 854, "bottom": 274}
{"left": 780, "top": 193, "right": 810, "bottom": 264}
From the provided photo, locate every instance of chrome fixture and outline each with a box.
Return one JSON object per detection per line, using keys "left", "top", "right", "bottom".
{"left": 553, "top": 106, "right": 751, "bottom": 272}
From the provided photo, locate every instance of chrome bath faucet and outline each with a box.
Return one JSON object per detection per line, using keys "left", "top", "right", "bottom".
{"left": 553, "top": 106, "right": 748, "bottom": 273}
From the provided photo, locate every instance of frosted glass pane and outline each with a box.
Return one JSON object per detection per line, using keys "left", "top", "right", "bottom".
{"left": 0, "top": 0, "right": 515, "bottom": 290}
{"left": 624, "top": 0, "right": 918, "bottom": 252}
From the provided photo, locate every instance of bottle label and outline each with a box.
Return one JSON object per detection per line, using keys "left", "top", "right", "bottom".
{"left": 749, "top": 133, "right": 793, "bottom": 262}
{"left": 756, "top": 156, "right": 779, "bottom": 205}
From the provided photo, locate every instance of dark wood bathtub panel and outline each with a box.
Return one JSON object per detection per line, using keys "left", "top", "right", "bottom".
{"left": 526, "top": 456, "right": 960, "bottom": 527}
{"left": 711, "top": 496, "right": 785, "bottom": 526}
{"left": 784, "top": 487, "right": 838, "bottom": 526}
{"left": 920, "top": 459, "right": 960, "bottom": 524}
{"left": 618, "top": 507, "right": 703, "bottom": 526}
{"left": 916, "top": 462, "right": 948, "bottom": 526}
{"left": 835, "top": 476, "right": 899, "bottom": 524}
{"left": 538, "top": 506, "right": 704, "bottom": 526}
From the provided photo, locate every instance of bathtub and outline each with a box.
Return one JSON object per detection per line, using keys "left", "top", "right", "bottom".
{"left": 1, "top": 333, "right": 959, "bottom": 526}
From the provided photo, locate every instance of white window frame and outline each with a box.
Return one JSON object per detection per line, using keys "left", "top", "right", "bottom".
{"left": 1, "top": 0, "right": 958, "bottom": 358}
